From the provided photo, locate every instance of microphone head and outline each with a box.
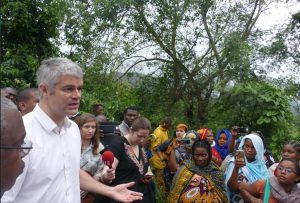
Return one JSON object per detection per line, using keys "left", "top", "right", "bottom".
{"left": 102, "top": 151, "right": 114, "bottom": 168}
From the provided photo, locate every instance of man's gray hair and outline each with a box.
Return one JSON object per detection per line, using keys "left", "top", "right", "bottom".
{"left": 37, "top": 57, "right": 83, "bottom": 91}
{"left": 1, "top": 97, "right": 18, "bottom": 136}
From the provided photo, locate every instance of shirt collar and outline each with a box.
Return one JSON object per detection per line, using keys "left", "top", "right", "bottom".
{"left": 158, "top": 125, "right": 168, "bottom": 131}
{"left": 33, "top": 104, "right": 72, "bottom": 133}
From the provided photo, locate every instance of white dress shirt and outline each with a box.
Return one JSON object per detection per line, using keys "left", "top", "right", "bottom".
{"left": 2, "top": 105, "right": 81, "bottom": 203}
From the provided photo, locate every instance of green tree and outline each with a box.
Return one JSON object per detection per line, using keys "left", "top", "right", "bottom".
{"left": 0, "top": 0, "right": 67, "bottom": 88}
{"left": 80, "top": 64, "right": 139, "bottom": 121}
{"left": 62, "top": 0, "right": 271, "bottom": 125}
{"left": 208, "top": 81, "right": 298, "bottom": 158}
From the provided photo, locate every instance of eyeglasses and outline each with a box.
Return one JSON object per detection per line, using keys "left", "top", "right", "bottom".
{"left": 277, "top": 165, "right": 297, "bottom": 174}
{"left": 0, "top": 140, "right": 33, "bottom": 158}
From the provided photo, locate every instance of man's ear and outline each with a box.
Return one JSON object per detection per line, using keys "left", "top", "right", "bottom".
{"left": 39, "top": 83, "right": 48, "bottom": 96}
{"left": 18, "top": 102, "right": 26, "bottom": 112}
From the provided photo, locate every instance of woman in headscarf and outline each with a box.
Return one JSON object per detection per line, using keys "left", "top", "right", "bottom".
{"left": 168, "top": 140, "right": 227, "bottom": 203}
{"left": 225, "top": 134, "right": 269, "bottom": 202}
{"left": 214, "top": 129, "right": 232, "bottom": 160}
{"left": 198, "top": 128, "right": 222, "bottom": 166}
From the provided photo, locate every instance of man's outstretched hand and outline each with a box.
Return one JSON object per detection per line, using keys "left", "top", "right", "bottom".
{"left": 111, "top": 182, "right": 143, "bottom": 202}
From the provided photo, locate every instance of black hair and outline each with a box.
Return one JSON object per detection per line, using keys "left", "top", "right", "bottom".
{"left": 17, "top": 88, "right": 38, "bottom": 102}
{"left": 123, "top": 106, "right": 139, "bottom": 116}
{"left": 191, "top": 139, "right": 212, "bottom": 163}
{"left": 91, "top": 103, "right": 104, "bottom": 115}
{"left": 161, "top": 116, "right": 172, "bottom": 125}
{"left": 284, "top": 140, "right": 300, "bottom": 154}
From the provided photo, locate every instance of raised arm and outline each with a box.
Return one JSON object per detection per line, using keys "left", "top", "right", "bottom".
{"left": 228, "top": 127, "right": 238, "bottom": 153}
{"left": 227, "top": 158, "right": 245, "bottom": 192}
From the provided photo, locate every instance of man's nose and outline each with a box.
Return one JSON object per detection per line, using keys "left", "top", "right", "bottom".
{"left": 73, "top": 89, "right": 81, "bottom": 98}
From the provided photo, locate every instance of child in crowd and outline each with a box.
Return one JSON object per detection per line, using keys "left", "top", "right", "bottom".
{"left": 239, "top": 158, "right": 300, "bottom": 203}
{"left": 215, "top": 129, "right": 232, "bottom": 160}
{"left": 269, "top": 140, "right": 300, "bottom": 177}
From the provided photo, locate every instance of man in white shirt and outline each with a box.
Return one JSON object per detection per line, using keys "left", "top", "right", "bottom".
{"left": 2, "top": 58, "right": 142, "bottom": 203}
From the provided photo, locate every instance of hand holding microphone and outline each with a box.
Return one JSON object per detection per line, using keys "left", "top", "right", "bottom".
{"left": 102, "top": 151, "right": 114, "bottom": 169}
{"left": 102, "top": 151, "right": 115, "bottom": 183}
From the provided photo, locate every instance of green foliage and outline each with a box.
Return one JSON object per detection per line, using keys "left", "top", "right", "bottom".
{"left": 154, "top": 183, "right": 167, "bottom": 203}
{"left": 135, "top": 75, "right": 170, "bottom": 126}
{"left": 1, "top": 0, "right": 66, "bottom": 88}
{"left": 222, "top": 32, "right": 252, "bottom": 81}
{"left": 80, "top": 65, "right": 139, "bottom": 122}
{"left": 254, "top": 10, "right": 300, "bottom": 79}
{"left": 61, "top": 0, "right": 268, "bottom": 125}
{"left": 208, "top": 81, "right": 297, "bottom": 158}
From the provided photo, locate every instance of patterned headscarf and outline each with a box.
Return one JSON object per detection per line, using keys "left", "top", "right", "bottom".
{"left": 197, "top": 128, "right": 212, "bottom": 140}
{"left": 214, "top": 129, "right": 231, "bottom": 160}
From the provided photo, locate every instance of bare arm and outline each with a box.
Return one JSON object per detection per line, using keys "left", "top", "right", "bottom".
{"left": 239, "top": 181, "right": 264, "bottom": 203}
{"left": 240, "top": 189, "right": 262, "bottom": 203}
{"left": 168, "top": 140, "right": 181, "bottom": 172}
{"left": 228, "top": 127, "right": 238, "bottom": 153}
{"left": 227, "top": 158, "right": 245, "bottom": 192}
{"left": 80, "top": 157, "right": 143, "bottom": 202}
{"left": 168, "top": 148, "right": 179, "bottom": 172}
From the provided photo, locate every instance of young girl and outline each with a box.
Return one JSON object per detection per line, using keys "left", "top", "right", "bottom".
{"left": 269, "top": 140, "right": 300, "bottom": 177}
{"left": 239, "top": 158, "right": 300, "bottom": 203}
{"left": 215, "top": 129, "right": 232, "bottom": 160}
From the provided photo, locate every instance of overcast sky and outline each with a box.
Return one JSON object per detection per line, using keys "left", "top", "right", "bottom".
{"left": 256, "top": 0, "right": 300, "bottom": 30}
{"left": 254, "top": 0, "right": 300, "bottom": 80}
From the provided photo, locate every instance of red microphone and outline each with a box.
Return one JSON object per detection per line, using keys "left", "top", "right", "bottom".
{"left": 102, "top": 151, "right": 114, "bottom": 169}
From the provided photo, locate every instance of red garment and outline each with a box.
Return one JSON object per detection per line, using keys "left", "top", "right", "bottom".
{"left": 212, "top": 147, "right": 222, "bottom": 161}
{"left": 255, "top": 180, "right": 278, "bottom": 203}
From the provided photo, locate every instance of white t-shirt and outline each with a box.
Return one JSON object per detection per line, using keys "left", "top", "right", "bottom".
{"left": 2, "top": 105, "right": 81, "bottom": 203}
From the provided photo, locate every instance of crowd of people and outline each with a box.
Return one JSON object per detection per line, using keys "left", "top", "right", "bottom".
{"left": 1, "top": 57, "right": 300, "bottom": 203}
